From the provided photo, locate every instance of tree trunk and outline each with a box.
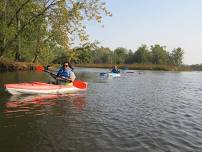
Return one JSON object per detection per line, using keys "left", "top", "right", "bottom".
{"left": 32, "top": 21, "right": 42, "bottom": 64}
{"left": 0, "top": 47, "right": 5, "bottom": 57}
{"left": 15, "top": 15, "right": 21, "bottom": 61}
{"left": 32, "top": 55, "right": 38, "bottom": 63}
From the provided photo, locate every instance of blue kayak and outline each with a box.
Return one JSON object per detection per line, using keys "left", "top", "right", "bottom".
{"left": 108, "top": 72, "right": 121, "bottom": 77}
{"left": 99, "top": 72, "right": 121, "bottom": 77}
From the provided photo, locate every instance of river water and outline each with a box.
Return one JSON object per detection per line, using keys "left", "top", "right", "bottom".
{"left": 0, "top": 68, "right": 202, "bottom": 152}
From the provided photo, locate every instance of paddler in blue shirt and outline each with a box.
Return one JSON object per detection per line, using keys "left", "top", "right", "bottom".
{"left": 111, "top": 65, "right": 120, "bottom": 73}
{"left": 56, "top": 61, "right": 76, "bottom": 83}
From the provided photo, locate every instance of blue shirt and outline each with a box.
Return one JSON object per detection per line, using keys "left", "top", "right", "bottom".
{"left": 111, "top": 68, "right": 120, "bottom": 73}
{"left": 57, "top": 67, "right": 72, "bottom": 78}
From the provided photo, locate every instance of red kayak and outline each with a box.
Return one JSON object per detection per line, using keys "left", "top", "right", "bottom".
{"left": 5, "top": 81, "right": 88, "bottom": 95}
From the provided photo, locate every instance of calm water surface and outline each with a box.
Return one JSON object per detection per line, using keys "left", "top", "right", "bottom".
{"left": 0, "top": 68, "right": 202, "bottom": 152}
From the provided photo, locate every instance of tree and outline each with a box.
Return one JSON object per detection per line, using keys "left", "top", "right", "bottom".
{"left": 0, "top": 0, "right": 59, "bottom": 59}
{"left": 114, "top": 47, "right": 128, "bottom": 64}
{"left": 87, "top": 45, "right": 112, "bottom": 64}
{"left": 151, "top": 44, "right": 167, "bottom": 64}
{"left": 170, "top": 47, "right": 184, "bottom": 65}
{"left": 134, "top": 44, "right": 151, "bottom": 63}
{"left": 125, "top": 49, "right": 134, "bottom": 64}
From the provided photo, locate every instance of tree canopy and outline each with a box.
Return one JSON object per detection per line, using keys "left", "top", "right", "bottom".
{"left": 0, "top": 0, "right": 111, "bottom": 63}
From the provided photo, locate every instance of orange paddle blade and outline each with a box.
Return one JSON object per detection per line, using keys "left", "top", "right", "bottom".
{"left": 73, "top": 80, "right": 88, "bottom": 89}
{"left": 35, "top": 66, "right": 44, "bottom": 71}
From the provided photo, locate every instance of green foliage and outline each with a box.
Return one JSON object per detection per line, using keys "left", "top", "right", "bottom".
{"left": 170, "top": 48, "right": 184, "bottom": 65}
{"left": 151, "top": 44, "right": 167, "bottom": 64}
{"left": 75, "top": 48, "right": 92, "bottom": 64}
{"left": 125, "top": 49, "right": 134, "bottom": 64}
{"left": 92, "top": 47, "right": 112, "bottom": 64}
{"left": 0, "top": 0, "right": 111, "bottom": 63}
{"left": 114, "top": 47, "right": 128, "bottom": 64}
{"left": 134, "top": 45, "right": 151, "bottom": 63}
{"left": 190, "top": 64, "right": 202, "bottom": 71}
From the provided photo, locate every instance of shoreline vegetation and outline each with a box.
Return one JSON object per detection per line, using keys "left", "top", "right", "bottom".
{"left": 0, "top": 59, "right": 191, "bottom": 72}
{"left": 0, "top": 58, "right": 38, "bottom": 72}
{"left": 75, "top": 64, "right": 191, "bottom": 71}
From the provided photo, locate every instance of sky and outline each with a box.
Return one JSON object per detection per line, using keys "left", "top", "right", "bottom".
{"left": 86, "top": 0, "right": 202, "bottom": 65}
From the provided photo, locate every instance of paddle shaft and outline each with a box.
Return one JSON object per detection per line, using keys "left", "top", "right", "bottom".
{"left": 44, "top": 70, "right": 72, "bottom": 82}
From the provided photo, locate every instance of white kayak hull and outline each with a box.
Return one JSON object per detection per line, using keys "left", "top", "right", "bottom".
{"left": 5, "top": 87, "right": 83, "bottom": 95}
{"left": 108, "top": 73, "right": 121, "bottom": 77}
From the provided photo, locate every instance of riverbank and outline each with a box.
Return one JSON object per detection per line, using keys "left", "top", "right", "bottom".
{"left": 0, "top": 59, "right": 191, "bottom": 72}
{"left": 0, "top": 58, "right": 38, "bottom": 72}
{"left": 75, "top": 63, "right": 192, "bottom": 71}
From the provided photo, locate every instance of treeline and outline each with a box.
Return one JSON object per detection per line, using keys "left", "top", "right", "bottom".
{"left": 65, "top": 44, "right": 184, "bottom": 66}
{"left": 190, "top": 64, "right": 202, "bottom": 71}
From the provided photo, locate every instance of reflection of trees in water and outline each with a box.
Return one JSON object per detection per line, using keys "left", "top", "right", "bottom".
{"left": 0, "top": 71, "right": 49, "bottom": 85}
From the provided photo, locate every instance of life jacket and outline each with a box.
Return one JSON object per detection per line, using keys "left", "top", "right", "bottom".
{"left": 111, "top": 68, "right": 120, "bottom": 73}
{"left": 57, "top": 67, "right": 71, "bottom": 78}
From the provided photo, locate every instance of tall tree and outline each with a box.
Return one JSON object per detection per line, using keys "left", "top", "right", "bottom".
{"left": 134, "top": 44, "right": 151, "bottom": 63}
{"left": 170, "top": 47, "right": 184, "bottom": 65}
{"left": 125, "top": 49, "right": 134, "bottom": 64}
{"left": 74, "top": 43, "right": 96, "bottom": 64}
{"left": 92, "top": 47, "right": 112, "bottom": 64}
{"left": 151, "top": 44, "right": 167, "bottom": 64}
{"left": 114, "top": 47, "right": 128, "bottom": 64}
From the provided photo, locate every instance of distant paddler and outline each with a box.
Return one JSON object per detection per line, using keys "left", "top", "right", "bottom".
{"left": 111, "top": 65, "right": 120, "bottom": 73}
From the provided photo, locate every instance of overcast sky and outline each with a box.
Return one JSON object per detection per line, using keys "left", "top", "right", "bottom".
{"left": 86, "top": 0, "right": 202, "bottom": 65}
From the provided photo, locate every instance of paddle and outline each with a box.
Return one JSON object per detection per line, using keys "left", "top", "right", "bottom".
{"left": 35, "top": 66, "right": 87, "bottom": 89}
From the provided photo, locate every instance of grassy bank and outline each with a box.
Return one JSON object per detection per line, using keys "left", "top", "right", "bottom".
{"left": 75, "top": 63, "right": 192, "bottom": 71}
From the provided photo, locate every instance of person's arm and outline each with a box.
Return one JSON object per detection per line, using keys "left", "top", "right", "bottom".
{"left": 70, "top": 71, "right": 76, "bottom": 82}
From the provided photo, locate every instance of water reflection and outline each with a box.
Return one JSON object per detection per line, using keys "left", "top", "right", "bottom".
{"left": 4, "top": 94, "right": 86, "bottom": 118}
